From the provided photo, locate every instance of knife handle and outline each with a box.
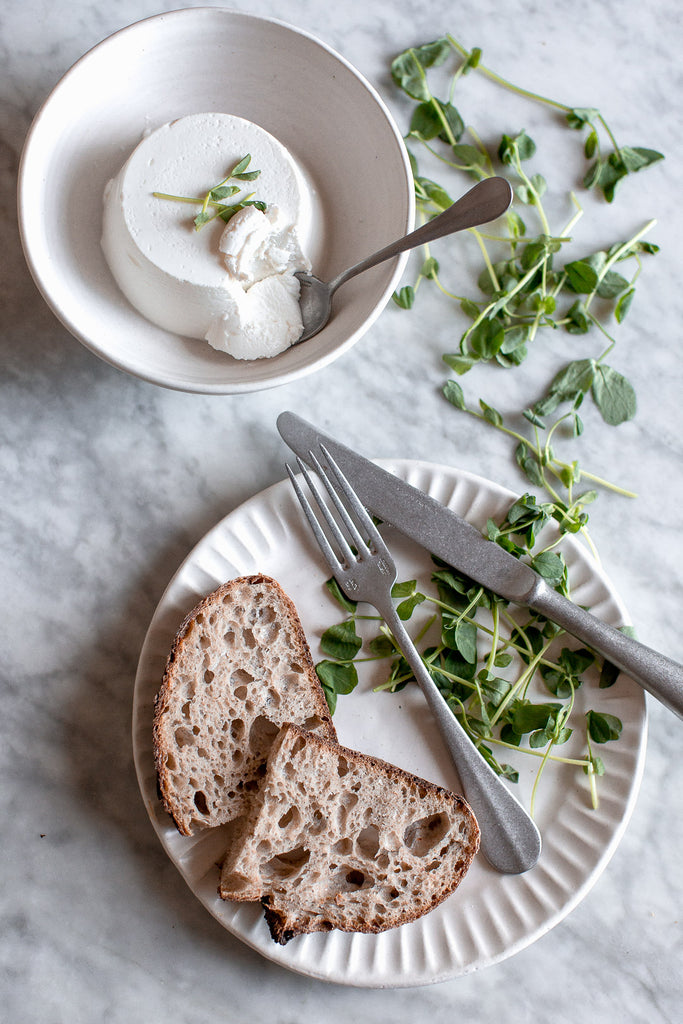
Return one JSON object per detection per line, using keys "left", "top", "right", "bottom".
{"left": 529, "top": 581, "right": 683, "bottom": 720}
{"left": 379, "top": 599, "right": 542, "bottom": 874}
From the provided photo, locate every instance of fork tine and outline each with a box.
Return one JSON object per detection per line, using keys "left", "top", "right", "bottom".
{"left": 289, "top": 455, "right": 362, "bottom": 568}
{"left": 307, "top": 449, "right": 368, "bottom": 557}
{"left": 286, "top": 462, "right": 343, "bottom": 572}
{"left": 318, "top": 444, "right": 387, "bottom": 556}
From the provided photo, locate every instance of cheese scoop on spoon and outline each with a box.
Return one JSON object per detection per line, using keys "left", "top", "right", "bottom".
{"left": 295, "top": 176, "right": 513, "bottom": 342}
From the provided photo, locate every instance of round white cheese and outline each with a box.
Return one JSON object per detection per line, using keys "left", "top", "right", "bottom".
{"left": 101, "top": 112, "right": 314, "bottom": 349}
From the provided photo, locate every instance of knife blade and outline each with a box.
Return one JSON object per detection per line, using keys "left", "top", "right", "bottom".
{"left": 277, "top": 411, "right": 683, "bottom": 720}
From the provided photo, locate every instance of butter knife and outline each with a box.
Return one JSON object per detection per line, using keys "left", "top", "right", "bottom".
{"left": 277, "top": 411, "right": 683, "bottom": 720}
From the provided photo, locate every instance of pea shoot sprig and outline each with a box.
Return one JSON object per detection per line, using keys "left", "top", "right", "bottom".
{"left": 389, "top": 35, "right": 662, "bottom": 541}
{"left": 314, "top": 493, "right": 624, "bottom": 814}
{"left": 153, "top": 153, "right": 266, "bottom": 230}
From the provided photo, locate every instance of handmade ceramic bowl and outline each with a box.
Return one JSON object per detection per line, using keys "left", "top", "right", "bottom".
{"left": 18, "top": 8, "right": 414, "bottom": 394}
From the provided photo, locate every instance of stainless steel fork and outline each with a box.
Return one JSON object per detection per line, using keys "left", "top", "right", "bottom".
{"left": 287, "top": 444, "right": 542, "bottom": 874}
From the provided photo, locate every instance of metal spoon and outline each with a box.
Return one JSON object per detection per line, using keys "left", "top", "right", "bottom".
{"left": 295, "top": 176, "right": 513, "bottom": 342}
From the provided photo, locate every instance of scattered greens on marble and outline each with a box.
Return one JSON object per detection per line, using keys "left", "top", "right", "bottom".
{"left": 153, "top": 153, "right": 266, "bottom": 230}
{"left": 389, "top": 34, "right": 662, "bottom": 540}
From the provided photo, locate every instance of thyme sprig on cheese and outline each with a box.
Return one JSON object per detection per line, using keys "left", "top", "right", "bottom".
{"left": 153, "top": 153, "right": 266, "bottom": 230}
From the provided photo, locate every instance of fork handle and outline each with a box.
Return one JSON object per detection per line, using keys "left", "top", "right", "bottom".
{"left": 379, "top": 599, "right": 542, "bottom": 874}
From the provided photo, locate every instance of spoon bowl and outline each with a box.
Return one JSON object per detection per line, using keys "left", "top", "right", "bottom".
{"left": 295, "top": 176, "right": 513, "bottom": 343}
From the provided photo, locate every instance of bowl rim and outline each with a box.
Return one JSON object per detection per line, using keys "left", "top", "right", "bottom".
{"left": 17, "top": 6, "right": 416, "bottom": 394}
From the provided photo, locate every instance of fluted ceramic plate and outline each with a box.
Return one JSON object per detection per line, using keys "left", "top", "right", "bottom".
{"left": 133, "top": 461, "right": 647, "bottom": 987}
{"left": 18, "top": 8, "right": 413, "bottom": 394}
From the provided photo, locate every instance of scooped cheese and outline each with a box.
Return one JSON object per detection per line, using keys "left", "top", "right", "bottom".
{"left": 101, "top": 112, "right": 314, "bottom": 359}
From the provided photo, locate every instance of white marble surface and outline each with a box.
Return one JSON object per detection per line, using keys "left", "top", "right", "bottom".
{"left": 2, "top": 0, "right": 682, "bottom": 1019}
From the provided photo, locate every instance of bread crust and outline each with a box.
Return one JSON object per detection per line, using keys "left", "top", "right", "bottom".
{"left": 219, "top": 723, "right": 480, "bottom": 943}
{"left": 153, "top": 575, "right": 336, "bottom": 836}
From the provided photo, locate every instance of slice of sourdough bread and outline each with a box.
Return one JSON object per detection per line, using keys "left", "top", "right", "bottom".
{"left": 153, "top": 575, "right": 336, "bottom": 836}
{"left": 219, "top": 723, "right": 480, "bottom": 944}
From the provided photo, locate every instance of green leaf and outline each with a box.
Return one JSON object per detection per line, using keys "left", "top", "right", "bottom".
{"left": 230, "top": 154, "right": 252, "bottom": 177}
{"left": 479, "top": 398, "right": 504, "bottom": 426}
{"left": 565, "top": 256, "right": 604, "bottom": 293}
{"left": 586, "top": 709, "right": 623, "bottom": 743}
{"left": 559, "top": 647, "right": 595, "bottom": 677}
{"left": 498, "top": 131, "right": 536, "bottom": 164}
{"left": 320, "top": 683, "right": 336, "bottom": 714}
{"left": 421, "top": 256, "right": 439, "bottom": 279}
{"left": 415, "top": 176, "right": 454, "bottom": 210}
{"left": 615, "top": 288, "right": 635, "bottom": 323}
{"left": 392, "top": 580, "right": 418, "bottom": 599}
{"left": 515, "top": 443, "right": 545, "bottom": 487}
{"left": 210, "top": 184, "right": 240, "bottom": 201}
{"left": 193, "top": 211, "right": 214, "bottom": 228}
{"left": 618, "top": 145, "right": 664, "bottom": 172}
{"left": 506, "top": 209, "right": 527, "bottom": 238}
{"left": 317, "top": 660, "right": 359, "bottom": 695}
{"left": 566, "top": 107, "right": 600, "bottom": 129}
{"left": 216, "top": 204, "right": 244, "bottom": 224}
{"left": 599, "top": 660, "right": 621, "bottom": 688}
{"left": 320, "top": 620, "right": 363, "bottom": 661}
{"left": 565, "top": 300, "right": 590, "bottom": 335}
{"left": 391, "top": 38, "right": 451, "bottom": 100}
{"left": 443, "top": 378, "right": 467, "bottom": 409}
{"left": 501, "top": 326, "right": 529, "bottom": 354}
{"left": 392, "top": 580, "right": 426, "bottom": 621}
{"left": 393, "top": 285, "right": 415, "bottom": 309}
{"left": 531, "top": 551, "right": 566, "bottom": 587}
{"left": 522, "top": 408, "right": 545, "bottom": 428}
{"left": 453, "top": 620, "right": 478, "bottom": 663}
{"left": 591, "top": 364, "right": 637, "bottom": 425}
{"left": 443, "top": 352, "right": 478, "bottom": 375}
{"left": 540, "top": 667, "right": 574, "bottom": 699}
{"left": 325, "top": 577, "right": 357, "bottom": 613}
{"left": 410, "top": 99, "right": 464, "bottom": 143}
{"left": 584, "top": 129, "right": 598, "bottom": 159}
{"left": 463, "top": 46, "right": 482, "bottom": 71}
{"left": 530, "top": 173, "right": 547, "bottom": 198}
{"left": 597, "top": 269, "right": 630, "bottom": 299}
{"left": 534, "top": 358, "right": 596, "bottom": 415}
{"left": 441, "top": 613, "right": 478, "bottom": 664}
{"left": 510, "top": 701, "right": 562, "bottom": 735}
{"left": 431, "top": 566, "right": 473, "bottom": 602}
{"left": 397, "top": 594, "right": 426, "bottom": 619}
{"left": 460, "top": 297, "right": 481, "bottom": 320}
{"left": 468, "top": 317, "right": 505, "bottom": 359}
{"left": 451, "top": 143, "right": 488, "bottom": 171}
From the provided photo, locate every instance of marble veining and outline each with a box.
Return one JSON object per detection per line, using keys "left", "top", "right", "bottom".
{"left": 2, "top": 0, "right": 682, "bottom": 1020}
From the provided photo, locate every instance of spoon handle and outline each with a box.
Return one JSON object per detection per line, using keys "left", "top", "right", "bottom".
{"left": 330, "top": 176, "right": 513, "bottom": 291}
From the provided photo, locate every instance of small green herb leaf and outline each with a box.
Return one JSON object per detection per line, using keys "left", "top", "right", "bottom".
{"left": 586, "top": 709, "right": 623, "bottom": 743}
{"left": 391, "top": 38, "right": 451, "bottom": 101}
{"left": 443, "top": 379, "right": 467, "bottom": 409}
{"left": 591, "top": 364, "right": 637, "bottom": 425}
{"left": 320, "top": 620, "right": 363, "bottom": 661}
{"left": 325, "top": 577, "right": 358, "bottom": 613}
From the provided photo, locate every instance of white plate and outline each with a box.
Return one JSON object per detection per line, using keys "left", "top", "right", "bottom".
{"left": 18, "top": 8, "right": 413, "bottom": 394}
{"left": 132, "top": 461, "right": 647, "bottom": 987}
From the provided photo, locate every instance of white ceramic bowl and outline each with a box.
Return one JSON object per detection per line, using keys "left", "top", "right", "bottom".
{"left": 18, "top": 8, "right": 414, "bottom": 394}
